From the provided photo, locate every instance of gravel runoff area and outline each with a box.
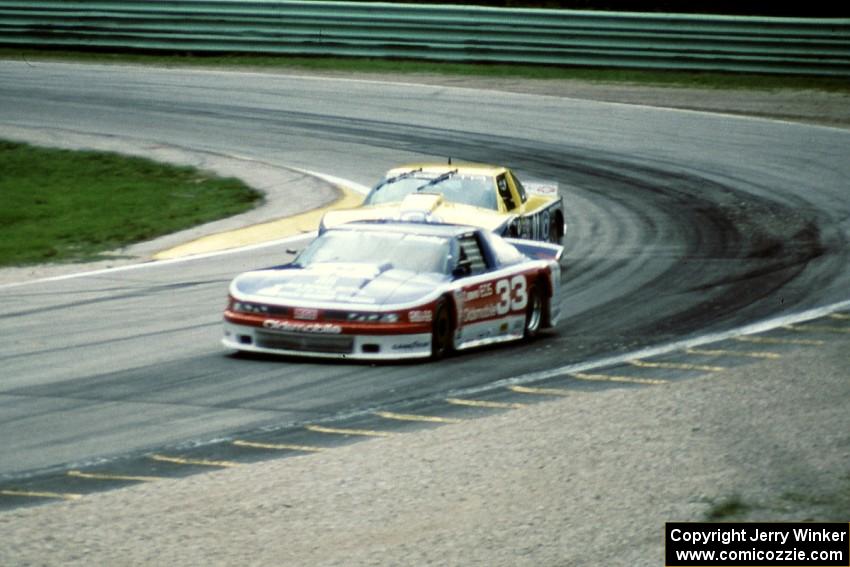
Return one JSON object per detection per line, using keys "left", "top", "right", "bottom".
{"left": 1, "top": 75, "right": 849, "bottom": 565}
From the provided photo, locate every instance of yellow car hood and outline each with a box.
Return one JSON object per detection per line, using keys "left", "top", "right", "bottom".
{"left": 321, "top": 193, "right": 509, "bottom": 233}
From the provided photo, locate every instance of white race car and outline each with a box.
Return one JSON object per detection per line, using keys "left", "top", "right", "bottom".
{"left": 223, "top": 220, "right": 562, "bottom": 360}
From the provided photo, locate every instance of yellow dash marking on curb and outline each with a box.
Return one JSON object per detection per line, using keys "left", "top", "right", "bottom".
{"left": 508, "top": 385, "right": 571, "bottom": 397}
{"left": 233, "top": 440, "right": 325, "bottom": 452}
{"left": 736, "top": 336, "right": 824, "bottom": 346}
{"left": 686, "top": 348, "right": 781, "bottom": 360}
{"left": 154, "top": 185, "right": 363, "bottom": 260}
{"left": 305, "top": 425, "right": 394, "bottom": 438}
{"left": 150, "top": 454, "right": 240, "bottom": 468}
{"left": 829, "top": 313, "right": 850, "bottom": 320}
{"left": 570, "top": 372, "right": 669, "bottom": 385}
{"left": 785, "top": 324, "right": 850, "bottom": 334}
{"left": 374, "top": 411, "right": 463, "bottom": 424}
{"left": 445, "top": 398, "right": 527, "bottom": 410}
{"left": 1, "top": 489, "right": 82, "bottom": 501}
{"left": 67, "top": 470, "right": 162, "bottom": 482}
{"left": 629, "top": 359, "right": 724, "bottom": 373}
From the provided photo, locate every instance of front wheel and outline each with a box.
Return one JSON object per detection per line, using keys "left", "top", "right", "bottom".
{"left": 431, "top": 299, "right": 455, "bottom": 359}
{"left": 524, "top": 283, "right": 544, "bottom": 339}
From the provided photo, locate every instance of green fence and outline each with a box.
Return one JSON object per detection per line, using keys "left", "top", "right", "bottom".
{"left": 1, "top": 1, "right": 849, "bottom": 76}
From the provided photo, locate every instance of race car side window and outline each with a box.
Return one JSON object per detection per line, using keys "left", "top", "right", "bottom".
{"left": 496, "top": 174, "right": 516, "bottom": 211}
{"left": 508, "top": 171, "right": 529, "bottom": 204}
{"left": 457, "top": 234, "right": 488, "bottom": 275}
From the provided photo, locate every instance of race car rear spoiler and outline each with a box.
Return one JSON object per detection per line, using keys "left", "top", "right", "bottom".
{"left": 506, "top": 238, "right": 563, "bottom": 262}
{"left": 524, "top": 181, "right": 559, "bottom": 197}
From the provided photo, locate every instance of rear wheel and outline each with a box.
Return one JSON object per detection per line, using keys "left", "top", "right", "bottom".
{"left": 524, "top": 283, "right": 544, "bottom": 338}
{"left": 431, "top": 299, "right": 455, "bottom": 359}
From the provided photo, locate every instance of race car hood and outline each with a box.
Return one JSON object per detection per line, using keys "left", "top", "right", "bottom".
{"left": 321, "top": 194, "right": 509, "bottom": 233}
{"left": 231, "top": 262, "right": 448, "bottom": 307}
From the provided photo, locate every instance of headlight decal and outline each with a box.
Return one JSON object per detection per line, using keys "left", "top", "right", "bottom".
{"left": 229, "top": 298, "right": 288, "bottom": 316}
{"left": 346, "top": 312, "right": 401, "bottom": 323}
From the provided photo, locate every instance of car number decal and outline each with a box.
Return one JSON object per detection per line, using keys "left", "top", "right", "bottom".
{"left": 495, "top": 275, "right": 527, "bottom": 315}
{"left": 461, "top": 274, "right": 527, "bottom": 323}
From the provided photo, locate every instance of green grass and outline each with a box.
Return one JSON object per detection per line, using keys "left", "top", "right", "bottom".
{"left": 704, "top": 476, "right": 850, "bottom": 522}
{"left": 705, "top": 494, "right": 752, "bottom": 521}
{"left": 0, "top": 140, "right": 262, "bottom": 267}
{"left": 4, "top": 48, "right": 850, "bottom": 93}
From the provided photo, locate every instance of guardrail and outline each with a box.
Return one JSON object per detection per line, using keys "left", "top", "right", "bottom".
{"left": 1, "top": 1, "right": 849, "bottom": 76}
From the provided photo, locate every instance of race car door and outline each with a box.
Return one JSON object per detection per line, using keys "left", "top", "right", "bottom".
{"left": 453, "top": 232, "right": 527, "bottom": 346}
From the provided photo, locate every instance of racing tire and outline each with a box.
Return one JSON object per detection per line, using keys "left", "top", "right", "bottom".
{"left": 548, "top": 213, "right": 563, "bottom": 245}
{"left": 524, "top": 283, "right": 544, "bottom": 339}
{"left": 431, "top": 299, "right": 455, "bottom": 360}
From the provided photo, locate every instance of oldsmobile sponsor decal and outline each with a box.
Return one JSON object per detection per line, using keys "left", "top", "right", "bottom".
{"left": 263, "top": 320, "right": 342, "bottom": 334}
{"left": 462, "top": 303, "right": 498, "bottom": 323}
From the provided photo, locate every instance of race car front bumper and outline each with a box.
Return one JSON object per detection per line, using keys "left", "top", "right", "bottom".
{"left": 222, "top": 321, "right": 433, "bottom": 360}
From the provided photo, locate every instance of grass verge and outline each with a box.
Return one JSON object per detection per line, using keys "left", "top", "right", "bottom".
{"left": 4, "top": 48, "right": 850, "bottom": 93}
{"left": 705, "top": 494, "right": 751, "bottom": 521}
{"left": 704, "top": 477, "right": 850, "bottom": 522}
{"left": 0, "top": 140, "right": 262, "bottom": 267}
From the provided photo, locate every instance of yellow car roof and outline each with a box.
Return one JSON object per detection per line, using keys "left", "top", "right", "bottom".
{"left": 385, "top": 163, "right": 508, "bottom": 177}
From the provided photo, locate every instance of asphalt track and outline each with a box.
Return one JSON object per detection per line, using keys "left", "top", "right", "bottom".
{"left": 1, "top": 62, "right": 849, "bottom": 488}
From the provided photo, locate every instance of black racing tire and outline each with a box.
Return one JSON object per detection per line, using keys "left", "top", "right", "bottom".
{"left": 431, "top": 298, "right": 455, "bottom": 360}
{"left": 548, "top": 212, "right": 564, "bottom": 245}
{"left": 524, "top": 283, "right": 544, "bottom": 339}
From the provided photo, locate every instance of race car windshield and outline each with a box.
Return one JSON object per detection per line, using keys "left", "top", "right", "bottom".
{"left": 295, "top": 230, "right": 452, "bottom": 274}
{"left": 365, "top": 173, "right": 498, "bottom": 210}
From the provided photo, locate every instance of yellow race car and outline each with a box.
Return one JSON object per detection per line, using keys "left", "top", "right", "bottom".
{"left": 319, "top": 163, "right": 565, "bottom": 244}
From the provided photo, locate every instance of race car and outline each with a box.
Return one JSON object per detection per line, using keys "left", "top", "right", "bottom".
{"left": 319, "top": 163, "right": 565, "bottom": 244}
{"left": 223, "top": 220, "right": 562, "bottom": 360}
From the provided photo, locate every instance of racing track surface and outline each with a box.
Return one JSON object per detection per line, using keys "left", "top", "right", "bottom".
{"left": 0, "top": 62, "right": 849, "bottom": 487}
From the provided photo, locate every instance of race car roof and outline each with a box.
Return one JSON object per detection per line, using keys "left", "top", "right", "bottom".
{"left": 385, "top": 163, "right": 507, "bottom": 177}
{"left": 328, "top": 219, "right": 479, "bottom": 239}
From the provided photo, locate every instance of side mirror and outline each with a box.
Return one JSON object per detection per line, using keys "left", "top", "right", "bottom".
{"left": 452, "top": 259, "right": 472, "bottom": 279}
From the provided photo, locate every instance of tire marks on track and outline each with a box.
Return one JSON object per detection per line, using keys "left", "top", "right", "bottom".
{"left": 3, "top": 311, "right": 847, "bottom": 511}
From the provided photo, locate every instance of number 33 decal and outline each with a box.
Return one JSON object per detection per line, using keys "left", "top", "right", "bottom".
{"left": 496, "top": 275, "right": 527, "bottom": 315}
